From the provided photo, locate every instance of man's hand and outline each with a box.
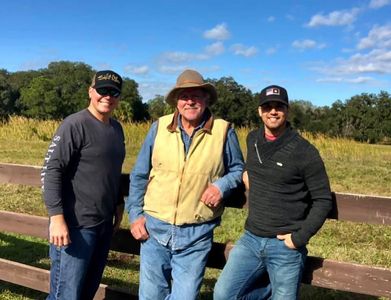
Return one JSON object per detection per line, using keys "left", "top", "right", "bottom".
{"left": 277, "top": 233, "right": 297, "bottom": 249}
{"left": 130, "top": 216, "right": 149, "bottom": 240}
{"left": 114, "top": 204, "right": 124, "bottom": 232}
{"left": 243, "top": 171, "right": 249, "bottom": 190}
{"left": 200, "top": 184, "right": 222, "bottom": 208}
{"left": 49, "top": 214, "right": 71, "bottom": 247}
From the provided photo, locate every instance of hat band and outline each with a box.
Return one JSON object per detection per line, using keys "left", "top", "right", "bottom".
{"left": 179, "top": 80, "right": 205, "bottom": 86}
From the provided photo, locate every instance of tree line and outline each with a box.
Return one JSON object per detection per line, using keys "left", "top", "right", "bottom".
{"left": 0, "top": 61, "right": 390, "bottom": 144}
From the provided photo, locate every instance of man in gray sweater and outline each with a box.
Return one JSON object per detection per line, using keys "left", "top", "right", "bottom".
{"left": 41, "top": 70, "right": 125, "bottom": 300}
{"left": 214, "top": 85, "right": 332, "bottom": 300}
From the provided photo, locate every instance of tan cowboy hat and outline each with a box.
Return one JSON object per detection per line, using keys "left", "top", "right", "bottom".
{"left": 165, "top": 69, "right": 217, "bottom": 106}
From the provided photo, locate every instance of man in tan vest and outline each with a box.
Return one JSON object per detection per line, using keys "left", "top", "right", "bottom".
{"left": 126, "top": 69, "right": 244, "bottom": 300}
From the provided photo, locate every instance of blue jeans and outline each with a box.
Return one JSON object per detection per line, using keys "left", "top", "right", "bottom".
{"left": 139, "top": 232, "right": 213, "bottom": 300}
{"left": 214, "top": 230, "right": 307, "bottom": 300}
{"left": 46, "top": 221, "right": 113, "bottom": 300}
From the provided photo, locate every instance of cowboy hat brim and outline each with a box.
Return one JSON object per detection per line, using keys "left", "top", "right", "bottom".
{"left": 165, "top": 83, "right": 217, "bottom": 106}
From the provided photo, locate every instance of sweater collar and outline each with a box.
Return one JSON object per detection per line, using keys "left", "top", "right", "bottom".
{"left": 256, "top": 122, "right": 297, "bottom": 158}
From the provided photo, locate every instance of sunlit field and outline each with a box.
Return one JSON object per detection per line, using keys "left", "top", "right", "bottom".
{"left": 0, "top": 117, "right": 390, "bottom": 299}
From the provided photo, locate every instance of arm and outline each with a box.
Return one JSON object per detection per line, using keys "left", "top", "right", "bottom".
{"left": 242, "top": 171, "right": 249, "bottom": 190}
{"left": 290, "top": 146, "right": 333, "bottom": 248}
{"left": 203, "top": 127, "right": 244, "bottom": 207}
{"left": 125, "top": 122, "right": 157, "bottom": 240}
{"left": 42, "top": 121, "right": 80, "bottom": 246}
{"left": 49, "top": 214, "right": 71, "bottom": 246}
{"left": 114, "top": 123, "right": 126, "bottom": 232}
{"left": 113, "top": 203, "right": 124, "bottom": 232}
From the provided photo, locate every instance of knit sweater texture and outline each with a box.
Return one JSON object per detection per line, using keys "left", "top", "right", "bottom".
{"left": 245, "top": 125, "right": 332, "bottom": 248}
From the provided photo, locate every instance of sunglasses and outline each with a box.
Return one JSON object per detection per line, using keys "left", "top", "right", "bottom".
{"left": 95, "top": 87, "right": 121, "bottom": 98}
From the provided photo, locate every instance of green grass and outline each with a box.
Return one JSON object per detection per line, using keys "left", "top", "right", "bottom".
{"left": 1, "top": 118, "right": 390, "bottom": 299}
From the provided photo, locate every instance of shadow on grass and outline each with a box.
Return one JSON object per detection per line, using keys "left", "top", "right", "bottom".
{"left": 0, "top": 282, "right": 47, "bottom": 300}
{"left": 0, "top": 232, "right": 49, "bottom": 299}
{"left": 300, "top": 284, "right": 379, "bottom": 300}
{"left": 199, "top": 277, "right": 216, "bottom": 299}
{"left": 0, "top": 232, "right": 48, "bottom": 267}
{"left": 1, "top": 233, "right": 380, "bottom": 300}
{"left": 199, "top": 279, "right": 380, "bottom": 300}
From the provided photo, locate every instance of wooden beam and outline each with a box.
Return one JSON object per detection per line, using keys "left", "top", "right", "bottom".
{"left": 2, "top": 163, "right": 391, "bottom": 225}
{"left": 329, "top": 192, "right": 391, "bottom": 225}
{"left": 0, "top": 210, "right": 48, "bottom": 239}
{"left": 0, "top": 258, "right": 50, "bottom": 293}
{"left": 0, "top": 163, "right": 41, "bottom": 186}
{"left": 0, "top": 258, "right": 136, "bottom": 300}
{"left": 303, "top": 257, "right": 391, "bottom": 298}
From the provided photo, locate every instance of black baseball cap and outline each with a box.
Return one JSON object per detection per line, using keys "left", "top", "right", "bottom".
{"left": 91, "top": 70, "right": 123, "bottom": 92}
{"left": 259, "top": 85, "right": 289, "bottom": 106}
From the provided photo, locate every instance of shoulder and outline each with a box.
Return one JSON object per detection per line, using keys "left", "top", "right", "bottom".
{"left": 213, "top": 118, "right": 230, "bottom": 134}
{"left": 56, "top": 110, "right": 87, "bottom": 132}
{"left": 295, "top": 134, "right": 319, "bottom": 153}
{"left": 159, "top": 113, "right": 175, "bottom": 123}
{"left": 293, "top": 134, "right": 323, "bottom": 164}
{"left": 246, "top": 129, "right": 259, "bottom": 143}
{"left": 110, "top": 118, "right": 123, "bottom": 130}
{"left": 214, "top": 118, "right": 230, "bottom": 126}
{"left": 61, "top": 109, "right": 91, "bottom": 127}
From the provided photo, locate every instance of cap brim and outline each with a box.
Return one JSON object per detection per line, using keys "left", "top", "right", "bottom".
{"left": 93, "top": 83, "right": 121, "bottom": 92}
{"left": 259, "top": 98, "right": 288, "bottom": 106}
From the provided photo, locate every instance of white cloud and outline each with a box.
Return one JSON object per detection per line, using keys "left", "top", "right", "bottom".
{"left": 230, "top": 44, "right": 258, "bottom": 57}
{"left": 266, "top": 47, "right": 277, "bottom": 55}
{"left": 267, "top": 16, "right": 275, "bottom": 22}
{"left": 313, "top": 49, "right": 391, "bottom": 76}
{"left": 307, "top": 8, "right": 360, "bottom": 27}
{"left": 138, "top": 81, "right": 172, "bottom": 101}
{"left": 124, "top": 65, "right": 149, "bottom": 75}
{"left": 368, "top": 0, "right": 391, "bottom": 9}
{"left": 205, "top": 42, "right": 225, "bottom": 56}
{"left": 203, "top": 23, "right": 231, "bottom": 40}
{"left": 316, "top": 76, "right": 374, "bottom": 83}
{"left": 292, "top": 39, "right": 326, "bottom": 50}
{"left": 158, "top": 65, "right": 189, "bottom": 74}
{"left": 160, "top": 51, "right": 209, "bottom": 64}
{"left": 286, "top": 14, "right": 295, "bottom": 21}
{"left": 357, "top": 24, "right": 391, "bottom": 49}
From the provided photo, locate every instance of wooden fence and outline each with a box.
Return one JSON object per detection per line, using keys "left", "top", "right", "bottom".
{"left": 0, "top": 162, "right": 390, "bottom": 299}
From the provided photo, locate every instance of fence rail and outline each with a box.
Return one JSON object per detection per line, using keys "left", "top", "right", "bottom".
{"left": 1, "top": 162, "right": 391, "bottom": 299}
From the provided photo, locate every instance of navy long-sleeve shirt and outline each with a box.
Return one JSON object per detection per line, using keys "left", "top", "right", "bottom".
{"left": 41, "top": 109, "right": 125, "bottom": 228}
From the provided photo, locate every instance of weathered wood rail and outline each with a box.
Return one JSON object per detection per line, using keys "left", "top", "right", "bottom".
{"left": 0, "top": 162, "right": 390, "bottom": 299}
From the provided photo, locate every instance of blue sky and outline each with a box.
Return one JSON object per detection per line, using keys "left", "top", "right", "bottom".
{"left": 1, "top": 0, "right": 390, "bottom": 107}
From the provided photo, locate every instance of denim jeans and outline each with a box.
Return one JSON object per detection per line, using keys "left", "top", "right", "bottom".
{"left": 139, "top": 231, "right": 213, "bottom": 300}
{"left": 46, "top": 221, "right": 113, "bottom": 300}
{"left": 214, "top": 230, "right": 307, "bottom": 300}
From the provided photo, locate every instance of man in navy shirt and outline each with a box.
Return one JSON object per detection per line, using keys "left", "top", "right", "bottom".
{"left": 42, "top": 70, "right": 125, "bottom": 300}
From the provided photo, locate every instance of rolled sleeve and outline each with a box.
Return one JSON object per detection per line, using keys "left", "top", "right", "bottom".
{"left": 126, "top": 122, "right": 157, "bottom": 222}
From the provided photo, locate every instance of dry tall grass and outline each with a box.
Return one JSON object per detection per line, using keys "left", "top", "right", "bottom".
{"left": 0, "top": 117, "right": 390, "bottom": 300}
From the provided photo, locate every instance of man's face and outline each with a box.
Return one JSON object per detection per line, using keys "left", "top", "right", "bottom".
{"left": 176, "top": 88, "right": 208, "bottom": 126}
{"left": 258, "top": 101, "right": 288, "bottom": 135}
{"left": 88, "top": 87, "right": 120, "bottom": 119}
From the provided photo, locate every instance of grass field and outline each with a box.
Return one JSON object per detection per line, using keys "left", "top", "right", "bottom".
{"left": 0, "top": 117, "right": 390, "bottom": 299}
